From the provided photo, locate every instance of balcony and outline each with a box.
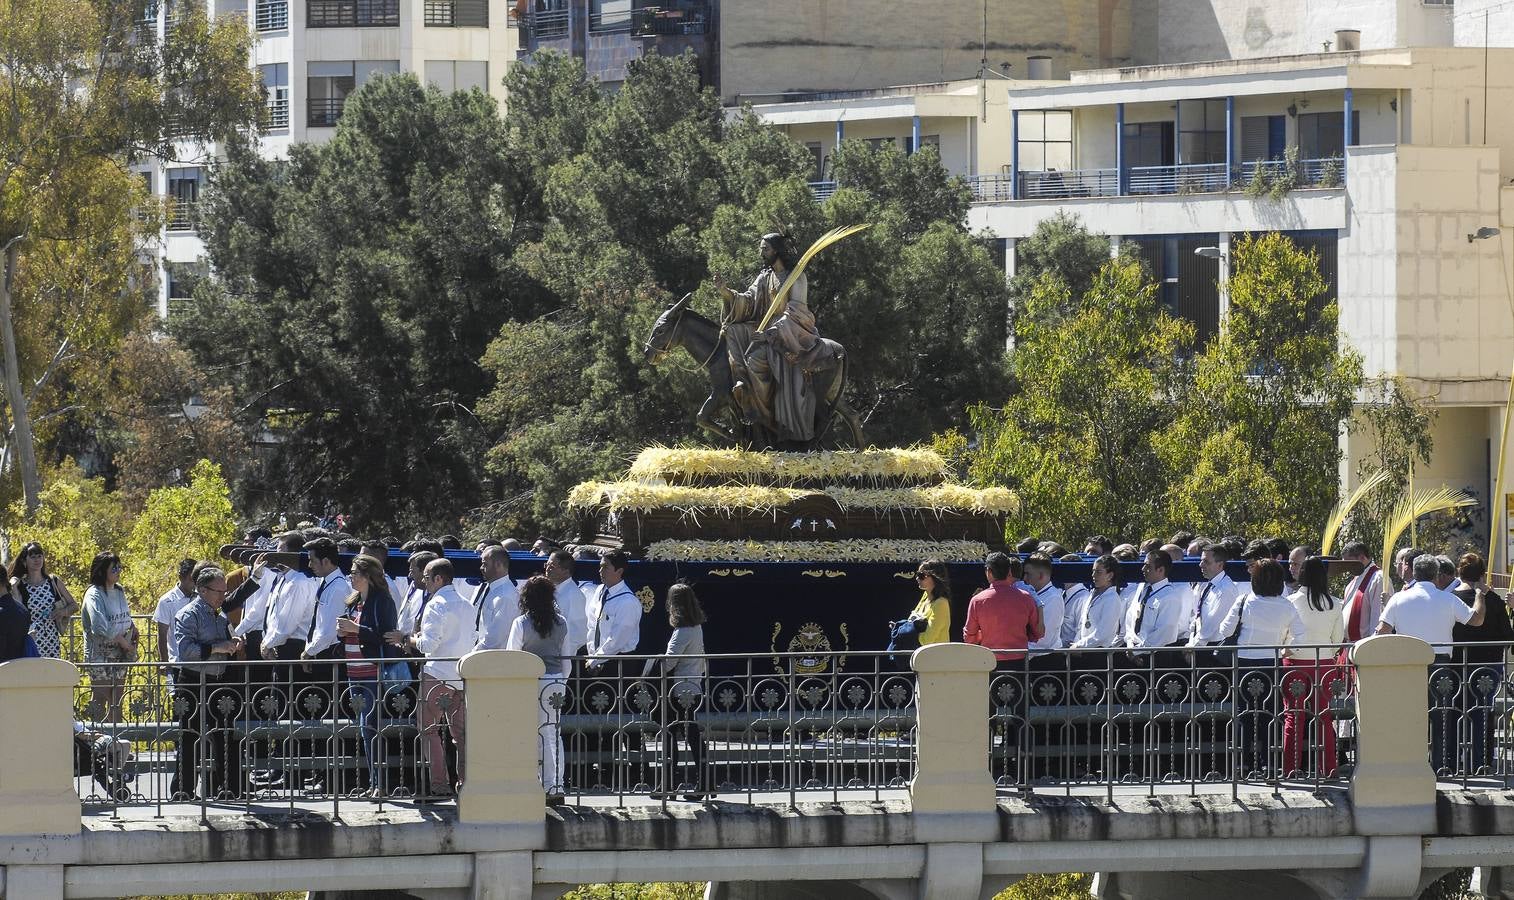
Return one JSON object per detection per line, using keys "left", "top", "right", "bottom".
{"left": 424, "top": 0, "right": 486, "bottom": 27}
{"left": 307, "top": 97, "right": 345, "bottom": 127}
{"left": 529, "top": 7, "right": 568, "bottom": 38}
{"left": 307, "top": 0, "right": 398, "bottom": 27}
{"left": 809, "top": 181, "right": 837, "bottom": 201}
{"left": 254, "top": 0, "right": 287, "bottom": 29}
{"left": 263, "top": 97, "right": 289, "bottom": 130}
{"left": 632, "top": 4, "right": 709, "bottom": 36}
{"left": 167, "top": 199, "right": 199, "bottom": 231}
{"left": 588, "top": 8, "right": 630, "bottom": 33}
{"left": 971, "top": 157, "right": 1345, "bottom": 203}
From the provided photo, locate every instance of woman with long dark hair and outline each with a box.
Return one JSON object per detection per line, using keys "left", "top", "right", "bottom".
{"left": 336, "top": 554, "right": 398, "bottom": 795}
{"left": 9, "top": 541, "right": 77, "bottom": 660}
{"left": 1282, "top": 556, "right": 1344, "bottom": 776}
{"left": 505, "top": 574, "right": 571, "bottom": 804}
{"left": 82, "top": 551, "right": 136, "bottom": 723}
{"left": 645, "top": 581, "right": 709, "bottom": 802}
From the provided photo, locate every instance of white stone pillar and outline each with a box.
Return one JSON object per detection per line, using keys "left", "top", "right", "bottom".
{"left": 0, "top": 658, "right": 81, "bottom": 839}
{"left": 458, "top": 649, "right": 546, "bottom": 828}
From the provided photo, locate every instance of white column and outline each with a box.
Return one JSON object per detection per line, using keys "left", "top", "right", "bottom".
{"left": 1218, "top": 231, "right": 1233, "bottom": 321}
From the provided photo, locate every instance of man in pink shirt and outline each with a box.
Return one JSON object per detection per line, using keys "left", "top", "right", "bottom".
{"left": 965, "top": 552, "right": 1044, "bottom": 665}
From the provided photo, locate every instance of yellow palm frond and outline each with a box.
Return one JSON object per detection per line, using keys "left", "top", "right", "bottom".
{"left": 1380, "top": 486, "right": 1477, "bottom": 570}
{"left": 1321, "top": 469, "right": 1390, "bottom": 556}
{"left": 757, "top": 223, "right": 872, "bottom": 330}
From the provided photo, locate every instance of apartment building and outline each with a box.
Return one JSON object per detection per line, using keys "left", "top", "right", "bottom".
{"left": 139, "top": 0, "right": 517, "bottom": 316}
{"left": 749, "top": 43, "right": 1514, "bottom": 565}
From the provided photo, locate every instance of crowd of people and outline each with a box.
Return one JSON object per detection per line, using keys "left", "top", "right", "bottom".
{"left": 1, "top": 525, "right": 1511, "bottom": 803}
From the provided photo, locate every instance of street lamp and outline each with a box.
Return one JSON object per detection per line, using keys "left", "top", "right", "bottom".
{"left": 1470, "top": 226, "right": 1501, "bottom": 244}
{"left": 1194, "top": 246, "right": 1225, "bottom": 259}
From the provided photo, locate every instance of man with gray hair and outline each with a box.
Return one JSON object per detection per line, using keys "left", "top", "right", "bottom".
{"left": 1434, "top": 555, "right": 1462, "bottom": 594}
{"left": 172, "top": 565, "right": 244, "bottom": 799}
{"left": 1378, "top": 553, "right": 1487, "bottom": 773}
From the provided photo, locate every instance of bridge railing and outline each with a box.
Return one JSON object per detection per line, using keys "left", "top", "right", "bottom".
{"left": 982, "top": 645, "right": 1356, "bottom": 800}
{"left": 1426, "top": 642, "right": 1514, "bottom": 788}
{"left": 555, "top": 651, "right": 915, "bottom": 806}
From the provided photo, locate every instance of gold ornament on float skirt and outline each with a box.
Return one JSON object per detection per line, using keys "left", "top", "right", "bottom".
{"left": 771, "top": 621, "right": 850, "bottom": 674}
{"left": 637, "top": 586, "right": 656, "bottom": 614}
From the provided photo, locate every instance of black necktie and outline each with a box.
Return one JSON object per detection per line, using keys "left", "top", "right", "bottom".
{"left": 1191, "top": 582, "right": 1214, "bottom": 637}
{"left": 473, "top": 582, "right": 489, "bottom": 630}
{"left": 262, "top": 571, "right": 286, "bottom": 632}
{"left": 308, "top": 575, "right": 337, "bottom": 642}
{"left": 413, "top": 589, "right": 432, "bottom": 636}
{"left": 1132, "top": 584, "right": 1150, "bottom": 634}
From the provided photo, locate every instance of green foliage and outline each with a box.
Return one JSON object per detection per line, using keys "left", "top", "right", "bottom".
{"left": 2, "top": 460, "right": 127, "bottom": 594}
{"left": 995, "top": 873, "right": 1092, "bottom": 899}
{"left": 122, "top": 459, "right": 237, "bottom": 609}
{"left": 562, "top": 885, "right": 704, "bottom": 900}
{"left": 970, "top": 256, "right": 1192, "bottom": 541}
{"left": 1008, "top": 211, "right": 1114, "bottom": 324}
{"left": 1156, "top": 232, "right": 1362, "bottom": 541}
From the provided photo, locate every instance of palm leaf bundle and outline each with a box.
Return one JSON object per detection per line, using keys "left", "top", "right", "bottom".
{"left": 1321, "top": 469, "right": 1390, "bottom": 556}
{"left": 757, "top": 223, "right": 872, "bottom": 330}
{"left": 1380, "top": 486, "right": 1477, "bottom": 571}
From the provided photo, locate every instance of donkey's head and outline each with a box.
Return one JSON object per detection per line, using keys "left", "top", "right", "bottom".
{"left": 643, "top": 292, "right": 693, "bottom": 363}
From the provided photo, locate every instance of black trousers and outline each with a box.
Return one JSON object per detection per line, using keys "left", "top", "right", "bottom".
{"left": 656, "top": 692, "right": 706, "bottom": 792}
{"left": 174, "top": 673, "right": 243, "bottom": 799}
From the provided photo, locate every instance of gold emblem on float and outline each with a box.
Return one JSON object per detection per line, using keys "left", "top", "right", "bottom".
{"left": 770, "top": 621, "right": 850, "bottom": 674}
{"left": 636, "top": 586, "right": 656, "bottom": 614}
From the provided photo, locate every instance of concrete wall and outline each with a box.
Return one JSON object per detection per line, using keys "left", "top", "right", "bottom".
{"left": 781, "top": 115, "right": 978, "bottom": 179}
{"left": 719, "top": 0, "right": 1136, "bottom": 102}
{"left": 1454, "top": 0, "right": 1514, "bottom": 49}
{"left": 1152, "top": 0, "right": 1452, "bottom": 65}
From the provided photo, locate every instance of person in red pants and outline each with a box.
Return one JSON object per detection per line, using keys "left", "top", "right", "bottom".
{"left": 1282, "top": 556, "right": 1345, "bottom": 777}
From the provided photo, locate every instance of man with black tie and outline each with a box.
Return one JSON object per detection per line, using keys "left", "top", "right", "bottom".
{"left": 471, "top": 545, "right": 519, "bottom": 651}
{"left": 1184, "top": 544, "right": 1245, "bottom": 662}
{"left": 579, "top": 550, "right": 643, "bottom": 790}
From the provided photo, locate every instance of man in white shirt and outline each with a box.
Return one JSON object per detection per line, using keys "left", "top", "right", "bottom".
{"left": 258, "top": 552, "right": 317, "bottom": 667}
{"left": 546, "top": 549, "right": 588, "bottom": 655}
{"left": 1023, "top": 553, "right": 1065, "bottom": 660}
{"left": 471, "top": 545, "right": 519, "bottom": 651}
{"left": 234, "top": 531, "right": 306, "bottom": 676}
{"left": 1376, "top": 553, "right": 1486, "bottom": 773}
{"left": 1339, "top": 540, "right": 1384, "bottom": 643}
{"left": 1393, "top": 545, "right": 1421, "bottom": 593}
{"left": 1185, "top": 545, "right": 1246, "bottom": 653}
{"left": 1059, "top": 577, "right": 1090, "bottom": 649}
{"left": 401, "top": 557, "right": 474, "bottom": 796}
{"left": 300, "top": 538, "right": 352, "bottom": 668}
{"left": 1125, "top": 550, "right": 1186, "bottom": 663}
{"left": 153, "top": 559, "right": 198, "bottom": 667}
{"left": 585, "top": 550, "right": 642, "bottom": 672}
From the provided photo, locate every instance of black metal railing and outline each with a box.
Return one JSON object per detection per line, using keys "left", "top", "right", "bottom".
{"left": 528, "top": 6, "right": 568, "bottom": 38}
{"left": 1427, "top": 643, "right": 1514, "bottom": 787}
{"left": 254, "top": 0, "right": 287, "bottom": 29}
{"left": 588, "top": 8, "right": 630, "bottom": 32}
{"left": 985, "top": 645, "right": 1355, "bottom": 799}
{"left": 307, "top": 96, "right": 346, "bottom": 127}
{"left": 424, "top": 0, "right": 486, "bottom": 26}
{"left": 307, "top": 0, "right": 397, "bottom": 27}
{"left": 631, "top": 3, "right": 709, "bottom": 36}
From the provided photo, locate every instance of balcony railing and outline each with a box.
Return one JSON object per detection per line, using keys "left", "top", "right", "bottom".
{"left": 307, "top": 0, "right": 398, "bottom": 27}
{"left": 308, "top": 96, "right": 346, "bottom": 127}
{"left": 167, "top": 198, "right": 199, "bottom": 231}
{"left": 972, "top": 157, "right": 1347, "bottom": 202}
{"left": 254, "top": 0, "right": 287, "bottom": 29}
{"left": 424, "top": 0, "right": 486, "bottom": 26}
{"left": 588, "top": 9, "right": 631, "bottom": 32}
{"left": 263, "top": 97, "right": 289, "bottom": 130}
{"left": 808, "top": 180, "right": 837, "bottom": 201}
{"left": 529, "top": 7, "right": 569, "bottom": 38}
{"left": 632, "top": 4, "right": 709, "bottom": 36}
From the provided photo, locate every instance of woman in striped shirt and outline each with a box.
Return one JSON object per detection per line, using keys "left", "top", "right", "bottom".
{"left": 336, "top": 554, "right": 398, "bottom": 796}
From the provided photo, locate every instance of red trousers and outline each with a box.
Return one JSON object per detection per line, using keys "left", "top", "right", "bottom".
{"left": 1280, "top": 658, "right": 1343, "bottom": 777}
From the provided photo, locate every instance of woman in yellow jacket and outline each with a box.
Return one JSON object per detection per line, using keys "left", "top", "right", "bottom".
{"left": 890, "top": 558, "right": 953, "bottom": 649}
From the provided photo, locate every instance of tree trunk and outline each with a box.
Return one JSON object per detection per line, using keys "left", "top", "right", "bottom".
{"left": 0, "top": 243, "right": 41, "bottom": 515}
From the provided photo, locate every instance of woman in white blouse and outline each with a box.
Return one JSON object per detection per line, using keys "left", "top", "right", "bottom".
{"left": 1216, "top": 560, "right": 1305, "bottom": 778}
{"left": 1283, "top": 556, "right": 1345, "bottom": 776}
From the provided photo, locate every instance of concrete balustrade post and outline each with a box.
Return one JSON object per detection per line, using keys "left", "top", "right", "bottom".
{"left": 0, "top": 658, "right": 81, "bottom": 838}
{"left": 458, "top": 649, "right": 546, "bottom": 829}
{"left": 1349, "top": 635, "right": 1437, "bottom": 899}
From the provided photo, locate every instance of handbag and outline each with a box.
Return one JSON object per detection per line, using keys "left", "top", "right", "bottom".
{"left": 103, "top": 640, "right": 139, "bottom": 663}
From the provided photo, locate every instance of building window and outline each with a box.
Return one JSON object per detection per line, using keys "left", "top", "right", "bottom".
{"left": 804, "top": 142, "right": 823, "bottom": 180}
{"left": 1122, "top": 121, "right": 1174, "bottom": 169}
{"left": 1240, "top": 115, "right": 1286, "bottom": 161}
{"left": 423, "top": 60, "right": 488, "bottom": 93}
{"left": 589, "top": 0, "right": 630, "bottom": 32}
{"left": 905, "top": 133, "right": 940, "bottom": 155}
{"left": 425, "top": 0, "right": 487, "bottom": 26}
{"left": 1017, "top": 110, "right": 1072, "bottom": 171}
{"left": 166, "top": 167, "right": 205, "bottom": 231}
{"left": 306, "top": 0, "right": 398, "bottom": 27}
{"left": 1177, "top": 99, "right": 1227, "bottom": 165}
{"left": 864, "top": 137, "right": 897, "bottom": 152}
{"left": 255, "top": 0, "right": 288, "bottom": 29}
{"left": 1124, "top": 234, "right": 1222, "bottom": 345}
{"left": 259, "top": 63, "right": 289, "bottom": 130}
{"left": 307, "top": 61, "right": 398, "bottom": 126}
{"left": 134, "top": 0, "right": 159, "bottom": 44}
{"left": 1298, "top": 111, "right": 1361, "bottom": 159}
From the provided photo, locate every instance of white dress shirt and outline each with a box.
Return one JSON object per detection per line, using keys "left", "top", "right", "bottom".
{"left": 397, "top": 582, "right": 425, "bottom": 634}
{"left": 1070, "top": 586, "right": 1124, "bottom": 649}
{"left": 153, "top": 586, "right": 197, "bottom": 662}
{"left": 1288, "top": 589, "right": 1345, "bottom": 660}
{"left": 414, "top": 583, "right": 475, "bottom": 684}
{"left": 1185, "top": 572, "right": 1247, "bottom": 647}
{"left": 1060, "top": 584, "right": 1090, "bottom": 647}
{"left": 260, "top": 569, "right": 317, "bottom": 650}
{"left": 1379, "top": 583, "right": 1474, "bottom": 654}
{"left": 303, "top": 571, "right": 352, "bottom": 657}
{"left": 472, "top": 576, "right": 521, "bottom": 651}
{"left": 1027, "top": 581, "right": 1065, "bottom": 651}
{"left": 1339, "top": 564, "right": 1385, "bottom": 640}
{"left": 232, "top": 567, "right": 285, "bottom": 638}
{"left": 555, "top": 578, "right": 588, "bottom": 654}
{"left": 1217, "top": 593, "right": 1307, "bottom": 660}
{"left": 1127, "top": 580, "right": 1185, "bottom": 649}
{"left": 586, "top": 582, "right": 642, "bottom": 658}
